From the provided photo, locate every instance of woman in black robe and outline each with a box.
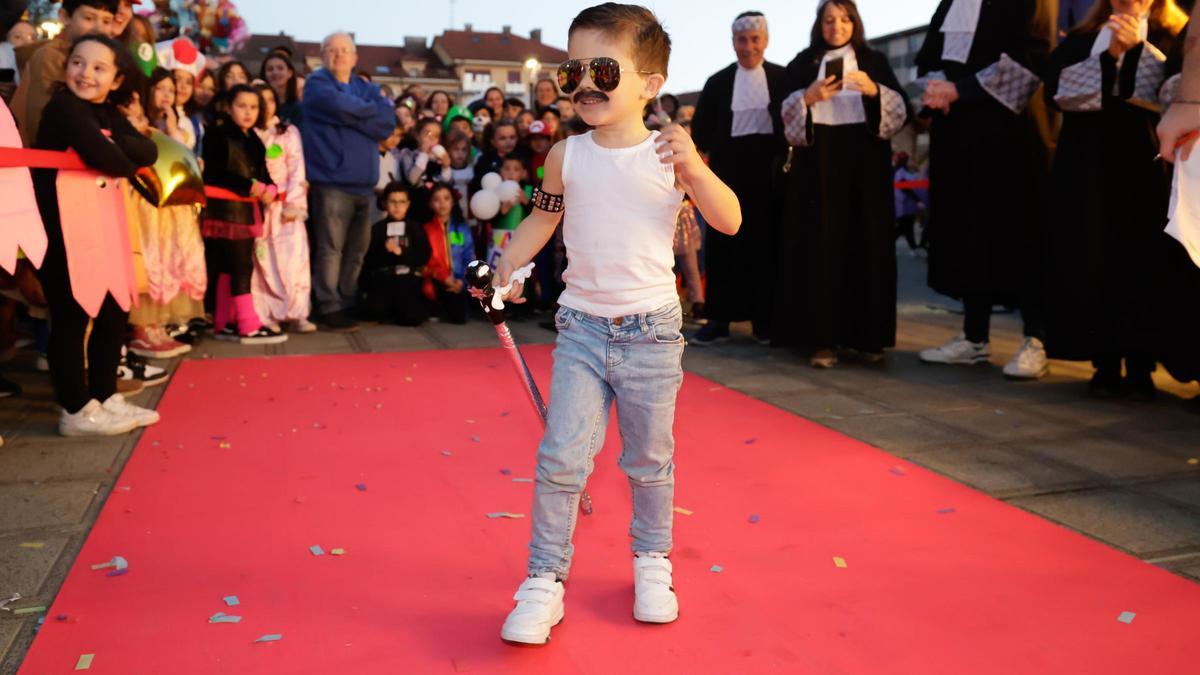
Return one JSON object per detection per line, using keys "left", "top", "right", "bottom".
{"left": 773, "top": 0, "right": 909, "bottom": 367}
{"left": 1044, "top": 0, "right": 1187, "bottom": 399}
{"left": 914, "top": 0, "right": 1057, "bottom": 379}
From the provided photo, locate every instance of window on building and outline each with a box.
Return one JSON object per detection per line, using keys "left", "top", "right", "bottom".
{"left": 507, "top": 70, "right": 521, "bottom": 84}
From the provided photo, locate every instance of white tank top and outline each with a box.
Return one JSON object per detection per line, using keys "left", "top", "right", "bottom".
{"left": 558, "top": 130, "right": 684, "bottom": 318}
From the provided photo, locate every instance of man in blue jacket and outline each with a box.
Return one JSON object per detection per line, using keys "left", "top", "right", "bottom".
{"left": 303, "top": 31, "right": 397, "bottom": 332}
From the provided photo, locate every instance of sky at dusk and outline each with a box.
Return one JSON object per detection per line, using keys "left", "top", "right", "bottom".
{"left": 232, "top": 0, "right": 943, "bottom": 93}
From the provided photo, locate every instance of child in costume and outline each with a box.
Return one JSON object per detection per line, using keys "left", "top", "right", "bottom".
{"left": 422, "top": 183, "right": 473, "bottom": 324}
{"left": 33, "top": 34, "right": 160, "bottom": 436}
{"left": 360, "top": 182, "right": 431, "bottom": 326}
{"left": 201, "top": 83, "right": 285, "bottom": 344}
{"left": 491, "top": 3, "right": 741, "bottom": 645}
{"left": 250, "top": 83, "right": 312, "bottom": 333}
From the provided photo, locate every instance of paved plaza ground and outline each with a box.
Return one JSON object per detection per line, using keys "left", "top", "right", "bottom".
{"left": 1, "top": 253, "right": 1198, "bottom": 672}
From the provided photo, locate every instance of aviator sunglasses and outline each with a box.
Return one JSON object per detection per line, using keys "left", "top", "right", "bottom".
{"left": 557, "top": 57, "right": 655, "bottom": 94}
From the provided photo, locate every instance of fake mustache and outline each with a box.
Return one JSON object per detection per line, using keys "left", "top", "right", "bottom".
{"left": 574, "top": 89, "right": 609, "bottom": 104}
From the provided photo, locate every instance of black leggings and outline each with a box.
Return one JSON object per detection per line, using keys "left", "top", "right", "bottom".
{"left": 207, "top": 237, "right": 255, "bottom": 295}
{"left": 36, "top": 249, "right": 127, "bottom": 413}
{"left": 963, "top": 294, "right": 1046, "bottom": 344}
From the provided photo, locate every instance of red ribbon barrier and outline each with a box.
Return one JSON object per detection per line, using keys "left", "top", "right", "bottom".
{"left": 894, "top": 180, "right": 930, "bottom": 190}
{"left": 0, "top": 146, "right": 255, "bottom": 202}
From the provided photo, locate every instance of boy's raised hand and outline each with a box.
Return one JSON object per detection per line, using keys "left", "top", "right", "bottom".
{"left": 655, "top": 123, "right": 704, "bottom": 187}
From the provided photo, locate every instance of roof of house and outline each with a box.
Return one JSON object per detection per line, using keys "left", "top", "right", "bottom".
{"left": 292, "top": 39, "right": 457, "bottom": 81}
{"left": 433, "top": 29, "right": 567, "bottom": 65}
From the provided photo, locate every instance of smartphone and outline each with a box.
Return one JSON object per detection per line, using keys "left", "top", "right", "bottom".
{"left": 826, "top": 57, "right": 844, "bottom": 84}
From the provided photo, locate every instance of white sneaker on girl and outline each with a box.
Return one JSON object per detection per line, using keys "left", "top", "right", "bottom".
{"left": 102, "top": 393, "right": 160, "bottom": 428}
{"left": 919, "top": 335, "right": 991, "bottom": 366}
{"left": 59, "top": 399, "right": 139, "bottom": 437}
{"left": 500, "top": 574, "right": 565, "bottom": 645}
{"left": 633, "top": 554, "right": 678, "bottom": 623}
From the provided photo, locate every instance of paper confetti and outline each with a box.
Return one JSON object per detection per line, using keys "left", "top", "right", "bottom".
{"left": 499, "top": 468, "right": 512, "bottom": 476}
{"left": 1117, "top": 611, "right": 1136, "bottom": 624}
{"left": 218, "top": 442, "right": 231, "bottom": 449}
{"left": 748, "top": 514, "right": 761, "bottom": 524}
{"left": 833, "top": 557, "right": 848, "bottom": 568}
{"left": 13, "top": 606, "right": 46, "bottom": 616}
{"left": 440, "top": 450, "right": 453, "bottom": 456}
{"left": 75, "top": 653, "right": 95, "bottom": 670}
{"left": 209, "top": 612, "right": 242, "bottom": 623}
{"left": 744, "top": 438, "right": 757, "bottom": 445}
{"left": 355, "top": 483, "right": 368, "bottom": 492}
{"left": 1189, "top": 458, "right": 1199, "bottom": 465}
{"left": 19, "top": 542, "right": 45, "bottom": 549}
{"left": 710, "top": 565, "right": 724, "bottom": 573}
{"left": 106, "top": 569, "right": 128, "bottom": 577}
{"left": 331, "top": 548, "right": 345, "bottom": 556}
{"left": 223, "top": 596, "right": 239, "bottom": 607}
{"left": 486, "top": 512, "right": 525, "bottom": 519}
{"left": 90, "top": 556, "right": 128, "bottom": 571}
{"left": 310, "top": 545, "right": 325, "bottom": 556}
{"left": 0, "top": 593, "right": 20, "bottom": 610}
{"left": 936, "top": 507, "right": 957, "bottom": 515}
{"left": 673, "top": 507, "right": 694, "bottom": 516}
{"left": 255, "top": 634, "right": 283, "bottom": 643}
{"left": 512, "top": 478, "right": 533, "bottom": 483}
{"left": 889, "top": 467, "right": 907, "bottom": 476}
{"left": 471, "top": 436, "right": 481, "bottom": 443}
{"left": 500, "top": 411, "right": 510, "bottom": 417}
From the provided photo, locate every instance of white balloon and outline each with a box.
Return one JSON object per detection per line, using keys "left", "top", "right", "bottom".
{"left": 480, "top": 172, "right": 502, "bottom": 191}
{"left": 470, "top": 190, "right": 501, "bottom": 220}
{"left": 497, "top": 180, "right": 523, "bottom": 203}
{"left": 431, "top": 144, "right": 447, "bottom": 159}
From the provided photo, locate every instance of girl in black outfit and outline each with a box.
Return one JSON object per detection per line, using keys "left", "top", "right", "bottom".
{"left": 201, "top": 84, "right": 284, "bottom": 344}
{"left": 33, "top": 34, "right": 158, "bottom": 436}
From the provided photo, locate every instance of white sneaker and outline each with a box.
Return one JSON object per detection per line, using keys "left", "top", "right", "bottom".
{"left": 633, "top": 554, "right": 678, "bottom": 623}
{"left": 919, "top": 335, "right": 991, "bottom": 366}
{"left": 500, "top": 575, "right": 565, "bottom": 645}
{"left": 102, "top": 393, "right": 161, "bottom": 428}
{"left": 1003, "top": 337, "right": 1049, "bottom": 380}
{"left": 59, "top": 400, "right": 139, "bottom": 437}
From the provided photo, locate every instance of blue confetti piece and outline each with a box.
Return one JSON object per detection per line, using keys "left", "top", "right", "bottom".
{"left": 106, "top": 568, "right": 128, "bottom": 577}
{"left": 744, "top": 438, "right": 757, "bottom": 445}
{"left": 500, "top": 411, "right": 510, "bottom": 417}
{"left": 748, "top": 514, "right": 761, "bottom": 524}
{"left": 889, "top": 467, "right": 907, "bottom": 476}
{"left": 223, "top": 595, "right": 239, "bottom": 606}
{"left": 1117, "top": 611, "right": 1136, "bottom": 624}
{"left": 710, "top": 565, "right": 724, "bottom": 573}
{"left": 936, "top": 507, "right": 957, "bottom": 515}
{"left": 471, "top": 436, "right": 481, "bottom": 443}
{"left": 255, "top": 634, "right": 283, "bottom": 643}
{"left": 209, "top": 612, "right": 242, "bottom": 623}
{"left": 309, "top": 545, "right": 325, "bottom": 556}
{"left": 355, "top": 483, "right": 367, "bottom": 492}
{"left": 499, "top": 468, "right": 512, "bottom": 476}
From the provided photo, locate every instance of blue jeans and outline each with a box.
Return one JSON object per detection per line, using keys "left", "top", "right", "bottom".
{"left": 310, "top": 184, "right": 372, "bottom": 315}
{"left": 528, "top": 302, "right": 686, "bottom": 580}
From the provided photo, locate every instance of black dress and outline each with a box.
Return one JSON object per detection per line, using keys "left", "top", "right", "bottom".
{"left": 690, "top": 62, "right": 790, "bottom": 333}
{"left": 914, "top": 0, "right": 1051, "bottom": 306}
{"left": 773, "top": 45, "right": 908, "bottom": 354}
{"left": 1043, "top": 27, "right": 1183, "bottom": 373}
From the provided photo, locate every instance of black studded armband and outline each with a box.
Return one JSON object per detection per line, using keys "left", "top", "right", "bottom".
{"left": 531, "top": 187, "right": 564, "bottom": 213}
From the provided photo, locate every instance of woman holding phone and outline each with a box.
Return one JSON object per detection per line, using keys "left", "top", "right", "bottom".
{"left": 774, "top": 0, "right": 909, "bottom": 368}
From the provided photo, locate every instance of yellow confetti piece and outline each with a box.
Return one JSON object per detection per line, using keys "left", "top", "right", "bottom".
{"left": 75, "top": 653, "right": 94, "bottom": 670}
{"left": 19, "top": 542, "right": 45, "bottom": 549}
{"left": 833, "top": 556, "right": 848, "bottom": 568}
{"left": 331, "top": 548, "right": 345, "bottom": 556}
{"left": 1189, "top": 458, "right": 1199, "bottom": 465}
{"left": 673, "top": 507, "right": 693, "bottom": 516}
{"left": 218, "top": 442, "right": 231, "bottom": 449}
{"left": 13, "top": 606, "right": 46, "bottom": 615}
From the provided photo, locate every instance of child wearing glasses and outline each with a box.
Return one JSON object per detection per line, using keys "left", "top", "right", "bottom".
{"left": 487, "top": 2, "right": 742, "bottom": 646}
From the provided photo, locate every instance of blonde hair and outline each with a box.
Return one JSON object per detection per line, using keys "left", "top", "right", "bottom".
{"left": 1074, "top": 0, "right": 1188, "bottom": 36}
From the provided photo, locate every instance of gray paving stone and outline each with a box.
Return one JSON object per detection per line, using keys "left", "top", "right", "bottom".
{"left": 1018, "top": 436, "right": 1190, "bottom": 482}
{"left": 718, "top": 372, "right": 822, "bottom": 397}
{"left": 861, "top": 383, "right": 984, "bottom": 414}
{"left": 762, "top": 390, "right": 889, "bottom": 420}
{"left": 0, "top": 537, "right": 69, "bottom": 599}
{"left": 1141, "top": 477, "right": 1200, "bottom": 511}
{"left": 0, "top": 620, "right": 22, "bottom": 666}
{"left": 922, "top": 406, "right": 1070, "bottom": 442}
{"left": 356, "top": 326, "right": 438, "bottom": 353}
{"left": 0, "top": 482, "right": 99, "bottom": 531}
{"left": 0, "top": 435, "right": 125, "bottom": 483}
{"left": 1009, "top": 489, "right": 1200, "bottom": 555}
{"left": 908, "top": 444, "right": 1092, "bottom": 497}
{"left": 821, "top": 413, "right": 983, "bottom": 452}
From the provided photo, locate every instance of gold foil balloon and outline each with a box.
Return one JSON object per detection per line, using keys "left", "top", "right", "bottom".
{"left": 132, "top": 130, "right": 206, "bottom": 208}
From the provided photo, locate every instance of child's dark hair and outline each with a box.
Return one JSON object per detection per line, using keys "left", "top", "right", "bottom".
{"left": 224, "top": 83, "right": 268, "bottom": 128}
{"left": 70, "top": 34, "right": 139, "bottom": 105}
{"left": 411, "top": 116, "right": 440, "bottom": 141}
{"left": 504, "top": 97, "right": 525, "bottom": 110}
{"left": 569, "top": 3, "right": 671, "bottom": 79}
{"left": 378, "top": 181, "right": 411, "bottom": 212}
{"left": 259, "top": 53, "right": 299, "bottom": 104}
{"left": 251, "top": 81, "right": 288, "bottom": 132}
{"left": 216, "top": 60, "right": 250, "bottom": 95}
{"left": 428, "top": 182, "right": 465, "bottom": 221}
{"left": 143, "top": 67, "right": 174, "bottom": 122}
{"left": 64, "top": 0, "right": 120, "bottom": 15}
{"left": 810, "top": 1, "right": 867, "bottom": 51}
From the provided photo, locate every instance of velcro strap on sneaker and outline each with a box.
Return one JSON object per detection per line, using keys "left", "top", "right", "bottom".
{"left": 513, "top": 577, "right": 559, "bottom": 602}
{"left": 638, "top": 566, "right": 673, "bottom": 586}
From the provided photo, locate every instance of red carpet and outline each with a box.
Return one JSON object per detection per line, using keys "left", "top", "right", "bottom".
{"left": 18, "top": 347, "right": 1200, "bottom": 674}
